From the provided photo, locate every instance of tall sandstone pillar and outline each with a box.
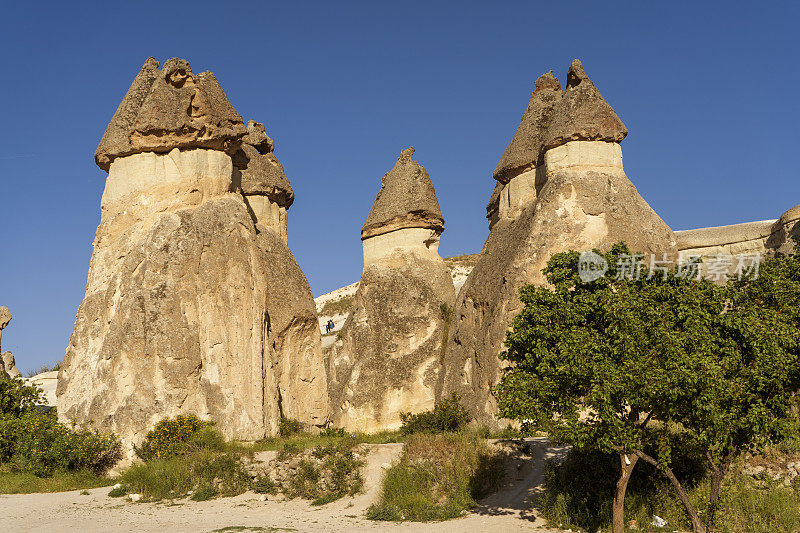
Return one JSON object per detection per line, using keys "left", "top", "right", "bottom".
{"left": 233, "top": 120, "right": 330, "bottom": 428}
{"left": 57, "top": 58, "right": 327, "bottom": 452}
{"left": 328, "top": 148, "right": 455, "bottom": 432}
{"left": 443, "top": 60, "right": 677, "bottom": 424}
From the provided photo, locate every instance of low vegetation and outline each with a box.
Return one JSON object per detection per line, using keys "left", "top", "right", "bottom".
{"left": 541, "top": 446, "right": 800, "bottom": 533}
{"left": 367, "top": 431, "right": 504, "bottom": 521}
{"left": 318, "top": 295, "right": 354, "bottom": 318}
{"left": 25, "top": 361, "right": 61, "bottom": 377}
{"left": 0, "top": 375, "right": 121, "bottom": 481}
{"left": 497, "top": 241, "right": 800, "bottom": 532}
{"left": 399, "top": 393, "right": 471, "bottom": 435}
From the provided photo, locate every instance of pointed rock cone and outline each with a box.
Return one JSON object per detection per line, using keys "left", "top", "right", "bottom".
{"left": 442, "top": 60, "right": 675, "bottom": 427}
{"left": 493, "top": 71, "right": 563, "bottom": 183}
{"left": 326, "top": 148, "right": 455, "bottom": 433}
{"left": 361, "top": 147, "right": 444, "bottom": 240}
{"left": 94, "top": 57, "right": 246, "bottom": 171}
{"left": 542, "top": 59, "right": 628, "bottom": 151}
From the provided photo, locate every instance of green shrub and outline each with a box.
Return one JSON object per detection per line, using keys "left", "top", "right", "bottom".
{"left": 399, "top": 394, "right": 471, "bottom": 435}
{"left": 368, "top": 432, "right": 503, "bottom": 521}
{"left": 319, "top": 426, "right": 347, "bottom": 438}
{"left": 279, "top": 417, "right": 303, "bottom": 437}
{"left": 190, "top": 483, "right": 219, "bottom": 501}
{"left": 108, "top": 485, "right": 127, "bottom": 497}
{"left": 119, "top": 449, "right": 249, "bottom": 501}
{"left": 0, "top": 375, "right": 43, "bottom": 417}
{"left": 0, "top": 411, "right": 120, "bottom": 477}
{"left": 134, "top": 414, "right": 215, "bottom": 460}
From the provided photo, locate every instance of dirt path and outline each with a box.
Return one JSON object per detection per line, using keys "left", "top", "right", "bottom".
{"left": 0, "top": 438, "right": 567, "bottom": 532}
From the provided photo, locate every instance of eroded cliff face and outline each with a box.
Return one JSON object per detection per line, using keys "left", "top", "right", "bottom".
{"left": 328, "top": 249, "right": 455, "bottom": 432}
{"left": 57, "top": 149, "right": 281, "bottom": 450}
{"left": 443, "top": 61, "right": 676, "bottom": 425}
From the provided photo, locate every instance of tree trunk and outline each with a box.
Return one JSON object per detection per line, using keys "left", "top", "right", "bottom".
{"left": 612, "top": 453, "right": 639, "bottom": 533}
{"left": 635, "top": 450, "right": 705, "bottom": 533}
{"left": 707, "top": 452, "right": 734, "bottom": 532}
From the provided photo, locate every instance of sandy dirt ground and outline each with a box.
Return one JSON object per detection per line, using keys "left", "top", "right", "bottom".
{"left": 0, "top": 438, "right": 568, "bottom": 533}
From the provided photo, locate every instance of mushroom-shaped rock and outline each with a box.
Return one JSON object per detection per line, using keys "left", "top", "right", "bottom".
{"left": 61, "top": 58, "right": 330, "bottom": 454}
{"left": 493, "top": 71, "right": 563, "bottom": 183}
{"left": 361, "top": 147, "right": 444, "bottom": 240}
{"left": 542, "top": 59, "right": 627, "bottom": 151}
{"left": 442, "top": 60, "right": 675, "bottom": 427}
{"left": 327, "top": 149, "right": 455, "bottom": 432}
{"left": 95, "top": 58, "right": 246, "bottom": 171}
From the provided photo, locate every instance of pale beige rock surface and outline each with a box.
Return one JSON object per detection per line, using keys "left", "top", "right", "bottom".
{"left": 442, "top": 61, "right": 674, "bottom": 425}
{"left": 328, "top": 150, "right": 455, "bottom": 432}
{"left": 57, "top": 149, "right": 281, "bottom": 452}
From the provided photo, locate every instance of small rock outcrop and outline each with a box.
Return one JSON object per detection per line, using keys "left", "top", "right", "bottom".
{"left": 444, "top": 60, "right": 676, "bottom": 425}
{"left": 58, "top": 58, "right": 328, "bottom": 453}
{"left": 0, "top": 307, "right": 21, "bottom": 378}
{"left": 327, "top": 148, "right": 455, "bottom": 432}
{"left": 233, "top": 120, "right": 294, "bottom": 242}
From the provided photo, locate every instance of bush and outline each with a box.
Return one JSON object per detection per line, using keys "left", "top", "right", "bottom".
{"left": 119, "top": 449, "right": 250, "bottom": 501}
{"left": 540, "top": 445, "right": 709, "bottom": 532}
{"left": 2, "top": 411, "right": 121, "bottom": 477}
{"left": 399, "top": 394, "right": 471, "bottom": 435}
{"left": 134, "top": 414, "right": 216, "bottom": 460}
{"left": 368, "top": 432, "right": 503, "bottom": 521}
{"left": 0, "top": 375, "right": 43, "bottom": 417}
{"left": 279, "top": 417, "right": 303, "bottom": 437}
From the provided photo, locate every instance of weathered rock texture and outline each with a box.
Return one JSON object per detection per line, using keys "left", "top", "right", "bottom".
{"left": 327, "top": 148, "right": 455, "bottom": 432}
{"left": 244, "top": 125, "right": 329, "bottom": 427}
{"left": 233, "top": 120, "right": 294, "bottom": 242}
{"left": 58, "top": 58, "right": 327, "bottom": 453}
{"left": 0, "top": 307, "right": 21, "bottom": 378}
{"left": 444, "top": 60, "right": 676, "bottom": 425}
{"left": 361, "top": 148, "right": 444, "bottom": 240}
{"left": 674, "top": 202, "right": 800, "bottom": 267}
{"left": 95, "top": 57, "right": 246, "bottom": 171}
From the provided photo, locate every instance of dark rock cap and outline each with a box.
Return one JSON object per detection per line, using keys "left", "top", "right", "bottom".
{"left": 361, "top": 147, "right": 444, "bottom": 240}
{"left": 493, "top": 71, "right": 563, "bottom": 183}
{"left": 243, "top": 120, "right": 275, "bottom": 154}
{"left": 236, "top": 143, "right": 294, "bottom": 208}
{"left": 542, "top": 59, "right": 627, "bottom": 151}
{"left": 95, "top": 57, "right": 246, "bottom": 171}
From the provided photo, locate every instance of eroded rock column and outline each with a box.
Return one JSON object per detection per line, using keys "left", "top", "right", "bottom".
{"left": 327, "top": 148, "right": 455, "bottom": 432}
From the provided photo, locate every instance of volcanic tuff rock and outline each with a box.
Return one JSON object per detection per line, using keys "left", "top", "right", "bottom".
{"left": 95, "top": 57, "right": 246, "bottom": 171}
{"left": 0, "top": 307, "right": 20, "bottom": 378}
{"left": 59, "top": 58, "right": 328, "bottom": 454}
{"left": 327, "top": 149, "right": 455, "bottom": 432}
{"left": 767, "top": 203, "right": 800, "bottom": 255}
{"left": 361, "top": 147, "right": 444, "bottom": 239}
{"left": 493, "top": 71, "right": 563, "bottom": 183}
{"left": 443, "top": 60, "right": 675, "bottom": 425}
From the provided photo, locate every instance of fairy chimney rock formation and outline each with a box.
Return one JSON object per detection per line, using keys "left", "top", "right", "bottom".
{"left": 445, "top": 60, "right": 676, "bottom": 425}
{"left": 488, "top": 72, "right": 563, "bottom": 229}
{"left": 328, "top": 148, "right": 455, "bottom": 432}
{"left": 233, "top": 120, "right": 294, "bottom": 242}
{"left": 233, "top": 121, "right": 329, "bottom": 428}
{"left": 361, "top": 147, "right": 445, "bottom": 266}
{"left": 58, "top": 58, "right": 328, "bottom": 454}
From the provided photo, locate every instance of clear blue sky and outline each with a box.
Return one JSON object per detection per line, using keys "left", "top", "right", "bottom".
{"left": 0, "top": 1, "right": 797, "bottom": 373}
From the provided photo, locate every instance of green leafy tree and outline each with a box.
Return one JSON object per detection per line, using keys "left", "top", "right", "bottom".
{"left": 496, "top": 242, "right": 800, "bottom": 532}
{"left": 0, "top": 375, "right": 43, "bottom": 417}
